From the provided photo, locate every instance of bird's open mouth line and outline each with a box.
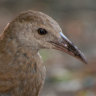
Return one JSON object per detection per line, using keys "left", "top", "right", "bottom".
{"left": 49, "top": 41, "right": 78, "bottom": 56}
{"left": 49, "top": 40, "right": 87, "bottom": 64}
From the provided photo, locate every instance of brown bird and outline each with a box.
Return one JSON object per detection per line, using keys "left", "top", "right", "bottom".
{"left": 0, "top": 10, "right": 87, "bottom": 96}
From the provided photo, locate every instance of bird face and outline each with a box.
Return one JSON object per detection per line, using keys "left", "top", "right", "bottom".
{"left": 33, "top": 25, "right": 87, "bottom": 64}
{"left": 12, "top": 11, "right": 87, "bottom": 64}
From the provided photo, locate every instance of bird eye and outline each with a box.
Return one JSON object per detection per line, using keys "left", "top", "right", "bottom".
{"left": 37, "top": 28, "right": 48, "bottom": 35}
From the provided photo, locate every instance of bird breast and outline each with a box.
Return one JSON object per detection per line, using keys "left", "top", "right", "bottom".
{"left": 0, "top": 47, "right": 46, "bottom": 96}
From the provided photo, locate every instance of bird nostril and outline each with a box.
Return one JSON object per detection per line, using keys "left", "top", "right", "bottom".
{"left": 64, "top": 44, "right": 67, "bottom": 47}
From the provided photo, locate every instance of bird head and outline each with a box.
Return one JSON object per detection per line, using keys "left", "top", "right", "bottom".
{"left": 6, "top": 10, "right": 87, "bottom": 64}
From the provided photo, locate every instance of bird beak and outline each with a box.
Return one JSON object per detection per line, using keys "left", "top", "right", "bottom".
{"left": 49, "top": 32, "right": 87, "bottom": 64}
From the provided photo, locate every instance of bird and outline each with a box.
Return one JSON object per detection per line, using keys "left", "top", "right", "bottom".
{"left": 0, "top": 10, "right": 87, "bottom": 96}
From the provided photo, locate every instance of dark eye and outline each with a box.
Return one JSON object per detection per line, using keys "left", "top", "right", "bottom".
{"left": 37, "top": 28, "right": 48, "bottom": 35}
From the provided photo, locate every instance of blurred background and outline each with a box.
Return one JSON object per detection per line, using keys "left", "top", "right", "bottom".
{"left": 0, "top": 0, "right": 96, "bottom": 96}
